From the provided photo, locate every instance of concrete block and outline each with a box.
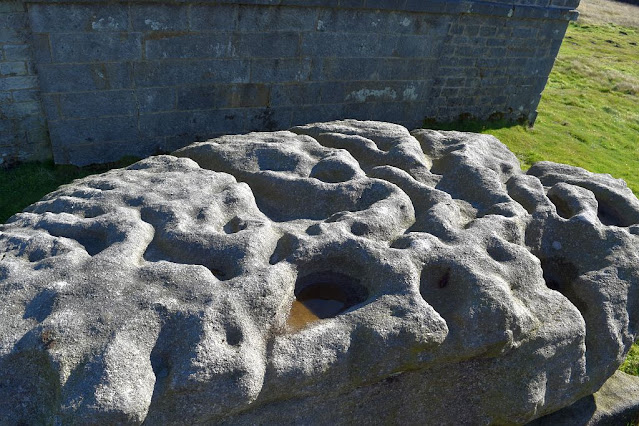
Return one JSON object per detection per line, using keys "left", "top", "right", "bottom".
{"left": 138, "top": 110, "right": 189, "bottom": 139}
{"left": 134, "top": 59, "right": 250, "bottom": 87}
{"left": 341, "top": 80, "right": 431, "bottom": 103}
{"left": 463, "top": 25, "right": 481, "bottom": 37}
{"left": 512, "top": 27, "right": 538, "bottom": 39}
{"left": 0, "top": 11, "right": 26, "bottom": 28}
{"left": 451, "top": 35, "right": 472, "bottom": 46}
{"left": 38, "top": 62, "right": 132, "bottom": 93}
{"left": 28, "top": 4, "right": 128, "bottom": 33}
{"left": 106, "top": 62, "right": 134, "bottom": 90}
{"left": 495, "top": 27, "right": 513, "bottom": 38}
{"left": 25, "top": 122, "right": 49, "bottom": 144}
{"left": 0, "top": 27, "right": 25, "bottom": 44}
{"left": 0, "top": 61, "right": 27, "bottom": 76}
{"left": 479, "top": 26, "right": 497, "bottom": 37}
{"left": 343, "top": 85, "right": 387, "bottom": 104}
{"left": 393, "top": 35, "right": 440, "bottom": 58}
{"left": 281, "top": 0, "right": 337, "bottom": 7}
{"left": 50, "top": 33, "right": 142, "bottom": 63}
{"left": 476, "top": 57, "right": 504, "bottom": 68}
{"left": 177, "top": 83, "right": 269, "bottom": 110}
{"left": 235, "top": 5, "right": 317, "bottom": 32}
{"left": 454, "top": 45, "right": 486, "bottom": 57}
{"left": 488, "top": 47, "right": 506, "bottom": 57}
{"left": 0, "top": 121, "right": 16, "bottom": 138}
{"left": 467, "top": 2, "right": 503, "bottom": 17}
{"left": 448, "top": 23, "right": 464, "bottom": 36}
{"left": 317, "top": 9, "right": 390, "bottom": 34}
{"left": 245, "top": 106, "right": 292, "bottom": 132}
{"left": 301, "top": 32, "right": 396, "bottom": 58}
{"left": 550, "top": 25, "right": 569, "bottom": 41}
{"left": 250, "top": 58, "right": 311, "bottom": 83}
{"left": 145, "top": 33, "right": 232, "bottom": 60}
{"left": 313, "top": 58, "right": 437, "bottom": 82}
{"left": 59, "top": 90, "right": 137, "bottom": 119}
{"left": 30, "top": 34, "right": 51, "bottom": 63}
{"left": 41, "top": 94, "right": 61, "bottom": 121}
{"left": 445, "top": 77, "right": 467, "bottom": 88}
{"left": 189, "top": 5, "right": 237, "bottom": 32}
{"left": 233, "top": 32, "right": 300, "bottom": 58}
{"left": 291, "top": 104, "right": 345, "bottom": 127}
{"left": 0, "top": 2, "right": 25, "bottom": 14}
{"left": 24, "top": 60, "right": 34, "bottom": 76}
{"left": 139, "top": 109, "right": 248, "bottom": 138}
{"left": 269, "top": 82, "right": 322, "bottom": 107}
{"left": 413, "top": 14, "right": 452, "bottom": 37}
{"left": 336, "top": 0, "right": 366, "bottom": 8}
{"left": 509, "top": 38, "right": 533, "bottom": 49}
{"left": 445, "top": 57, "right": 477, "bottom": 67}
{"left": 485, "top": 38, "right": 507, "bottom": 48}
{"left": 138, "top": 87, "right": 176, "bottom": 113}
{"left": 441, "top": 65, "right": 480, "bottom": 78}
{"left": 4, "top": 100, "right": 41, "bottom": 119}
{"left": 439, "top": 87, "right": 460, "bottom": 97}
{"left": 344, "top": 101, "right": 405, "bottom": 123}
{"left": 382, "top": 13, "right": 427, "bottom": 35}
{"left": 49, "top": 116, "right": 139, "bottom": 147}
{"left": 11, "top": 89, "right": 40, "bottom": 103}
{"left": 507, "top": 46, "right": 535, "bottom": 58}
{"left": 0, "top": 75, "right": 37, "bottom": 91}
{"left": 316, "top": 81, "right": 347, "bottom": 104}
{"left": 131, "top": 4, "right": 188, "bottom": 31}
{"left": 3, "top": 44, "right": 30, "bottom": 61}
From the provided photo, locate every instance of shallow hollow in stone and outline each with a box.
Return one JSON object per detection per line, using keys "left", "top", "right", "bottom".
{"left": 287, "top": 271, "right": 368, "bottom": 331}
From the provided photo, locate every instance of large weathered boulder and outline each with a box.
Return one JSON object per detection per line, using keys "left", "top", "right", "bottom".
{"left": 1, "top": 120, "right": 638, "bottom": 425}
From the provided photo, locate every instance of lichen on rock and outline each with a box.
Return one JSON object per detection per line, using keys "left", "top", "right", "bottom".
{"left": 1, "top": 120, "right": 638, "bottom": 424}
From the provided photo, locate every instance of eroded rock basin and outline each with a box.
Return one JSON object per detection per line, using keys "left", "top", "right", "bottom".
{"left": 1, "top": 120, "right": 638, "bottom": 424}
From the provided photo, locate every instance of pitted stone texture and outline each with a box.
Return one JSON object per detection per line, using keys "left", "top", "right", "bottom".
{"left": 1, "top": 120, "right": 638, "bottom": 425}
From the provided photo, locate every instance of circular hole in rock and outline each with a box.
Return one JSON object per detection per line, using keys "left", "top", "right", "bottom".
{"left": 287, "top": 271, "right": 368, "bottom": 332}
{"left": 350, "top": 222, "right": 369, "bottom": 236}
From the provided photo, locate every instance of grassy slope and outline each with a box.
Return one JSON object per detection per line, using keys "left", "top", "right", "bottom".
{"left": 0, "top": 158, "right": 138, "bottom": 223}
{"left": 487, "top": 21, "right": 639, "bottom": 194}
{"left": 0, "top": 162, "right": 92, "bottom": 223}
{"left": 622, "top": 341, "right": 639, "bottom": 376}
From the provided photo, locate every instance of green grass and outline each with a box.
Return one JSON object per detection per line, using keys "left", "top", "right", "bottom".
{"left": 621, "top": 342, "right": 639, "bottom": 376}
{"left": 0, "top": 158, "right": 138, "bottom": 223}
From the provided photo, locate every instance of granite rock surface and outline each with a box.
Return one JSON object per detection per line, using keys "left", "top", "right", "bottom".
{"left": 1, "top": 120, "right": 638, "bottom": 424}
{"left": 530, "top": 370, "right": 639, "bottom": 425}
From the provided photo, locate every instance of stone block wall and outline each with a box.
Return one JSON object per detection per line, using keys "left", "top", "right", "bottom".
{"left": 2, "top": 0, "right": 579, "bottom": 165}
{"left": 429, "top": 11, "right": 571, "bottom": 123}
{"left": 0, "top": 1, "right": 48, "bottom": 165}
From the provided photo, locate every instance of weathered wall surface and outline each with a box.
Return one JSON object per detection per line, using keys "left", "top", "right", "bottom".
{"left": 0, "top": 1, "right": 48, "bottom": 165}
{"left": 2, "top": 0, "right": 579, "bottom": 165}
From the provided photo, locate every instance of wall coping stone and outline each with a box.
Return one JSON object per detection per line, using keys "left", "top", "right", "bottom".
{"left": 24, "top": 0, "right": 579, "bottom": 22}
